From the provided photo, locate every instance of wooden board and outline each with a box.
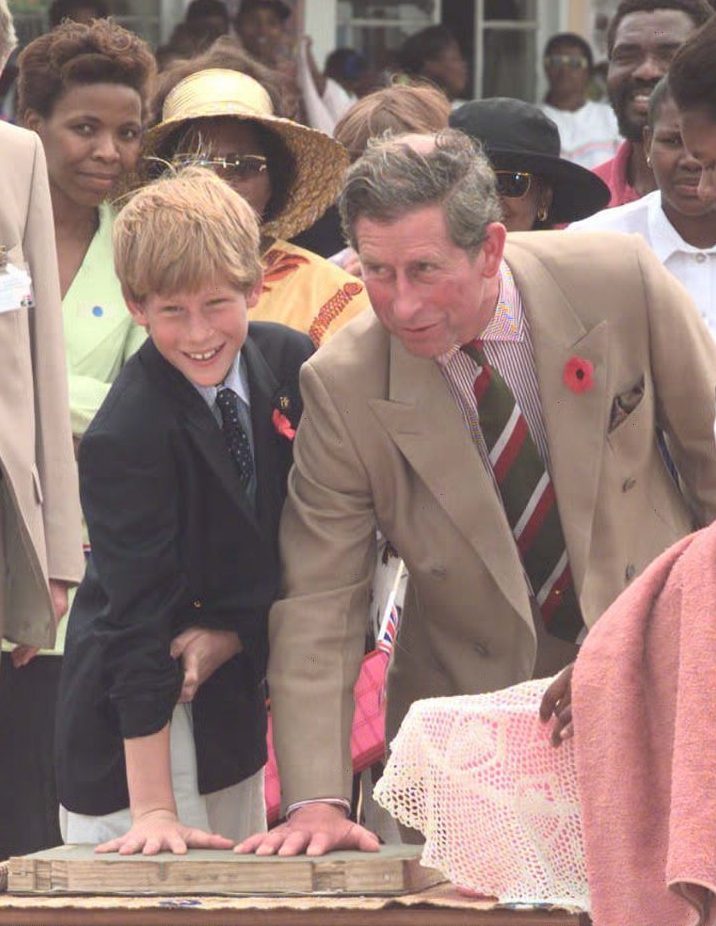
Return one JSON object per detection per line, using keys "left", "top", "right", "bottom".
{"left": 0, "top": 881, "right": 588, "bottom": 926}
{"left": 8, "top": 845, "right": 445, "bottom": 897}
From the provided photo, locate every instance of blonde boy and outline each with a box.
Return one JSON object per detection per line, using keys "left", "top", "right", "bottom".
{"left": 55, "top": 168, "right": 313, "bottom": 853}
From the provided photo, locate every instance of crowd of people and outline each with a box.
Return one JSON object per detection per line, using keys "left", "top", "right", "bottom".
{"left": 1, "top": 0, "right": 716, "bottom": 920}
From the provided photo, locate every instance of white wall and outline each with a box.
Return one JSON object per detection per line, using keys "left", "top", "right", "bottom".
{"left": 303, "top": 0, "right": 337, "bottom": 68}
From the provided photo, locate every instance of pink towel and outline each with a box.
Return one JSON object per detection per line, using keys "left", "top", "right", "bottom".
{"left": 573, "top": 523, "right": 716, "bottom": 926}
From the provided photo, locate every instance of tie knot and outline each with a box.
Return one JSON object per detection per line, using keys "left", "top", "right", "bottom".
{"left": 461, "top": 339, "right": 486, "bottom": 367}
{"left": 216, "top": 385, "right": 238, "bottom": 407}
{"left": 216, "top": 386, "right": 241, "bottom": 421}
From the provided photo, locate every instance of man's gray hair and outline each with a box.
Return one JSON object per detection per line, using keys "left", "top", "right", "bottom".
{"left": 0, "top": 0, "right": 17, "bottom": 67}
{"left": 339, "top": 128, "right": 502, "bottom": 253}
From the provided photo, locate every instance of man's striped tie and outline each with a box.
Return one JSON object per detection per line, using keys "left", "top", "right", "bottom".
{"left": 464, "top": 340, "right": 585, "bottom": 642}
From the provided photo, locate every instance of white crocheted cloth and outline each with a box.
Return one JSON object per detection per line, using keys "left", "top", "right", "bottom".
{"left": 374, "top": 678, "right": 589, "bottom": 910}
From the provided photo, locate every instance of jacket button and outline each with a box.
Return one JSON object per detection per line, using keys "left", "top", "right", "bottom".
{"left": 192, "top": 599, "right": 202, "bottom": 609}
{"left": 622, "top": 477, "right": 637, "bottom": 492}
{"left": 474, "top": 641, "right": 489, "bottom": 657}
{"left": 625, "top": 564, "right": 636, "bottom": 582}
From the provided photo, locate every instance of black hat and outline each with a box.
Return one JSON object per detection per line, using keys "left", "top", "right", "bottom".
{"left": 236, "top": 0, "right": 291, "bottom": 21}
{"left": 449, "top": 98, "right": 610, "bottom": 224}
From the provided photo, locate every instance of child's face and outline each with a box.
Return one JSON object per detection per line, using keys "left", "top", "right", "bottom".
{"left": 127, "top": 278, "right": 262, "bottom": 387}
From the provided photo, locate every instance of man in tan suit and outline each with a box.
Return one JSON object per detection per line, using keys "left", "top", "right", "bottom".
{"left": 0, "top": 0, "right": 83, "bottom": 656}
{"left": 238, "top": 130, "right": 716, "bottom": 856}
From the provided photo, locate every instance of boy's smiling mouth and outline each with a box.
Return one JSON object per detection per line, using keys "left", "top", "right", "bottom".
{"left": 184, "top": 346, "right": 224, "bottom": 362}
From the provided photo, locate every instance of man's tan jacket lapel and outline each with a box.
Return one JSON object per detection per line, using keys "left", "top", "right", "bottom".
{"left": 506, "top": 243, "right": 610, "bottom": 596}
{"left": 371, "top": 243, "right": 614, "bottom": 620}
{"left": 369, "top": 334, "right": 530, "bottom": 622}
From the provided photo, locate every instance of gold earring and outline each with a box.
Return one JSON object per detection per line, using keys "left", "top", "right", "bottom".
{"left": 537, "top": 205, "right": 549, "bottom": 222}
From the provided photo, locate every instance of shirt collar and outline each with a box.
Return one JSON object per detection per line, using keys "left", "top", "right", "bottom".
{"left": 436, "top": 260, "right": 524, "bottom": 366}
{"left": 480, "top": 260, "right": 524, "bottom": 342}
{"left": 647, "top": 191, "right": 716, "bottom": 261}
{"left": 608, "top": 140, "right": 640, "bottom": 207}
{"left": 193, "top": 350, "right": 250, "bottom": 409}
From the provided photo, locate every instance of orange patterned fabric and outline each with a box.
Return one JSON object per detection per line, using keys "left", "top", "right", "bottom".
{"left": 308, "top": 281, "right": 364, "bottom": 346}
{"left": 251, "top": 240, "right": 369, "bottom": 346}
{"left": 262, "top": 249, "right": 311, "bottom": 290}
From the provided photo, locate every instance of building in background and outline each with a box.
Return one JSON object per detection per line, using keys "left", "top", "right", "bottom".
{"left": 8, "top": 0, "right": 601, "bottom": 104}
{"left": 308, "top": 1, "right": 594, "bottom": 103}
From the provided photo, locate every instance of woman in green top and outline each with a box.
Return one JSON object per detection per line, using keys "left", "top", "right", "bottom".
{"left": 19, "top": 18, "right": 155, "bottom": 438}
{"left": 0, "top": 19, "right": 154, "bottom": 861}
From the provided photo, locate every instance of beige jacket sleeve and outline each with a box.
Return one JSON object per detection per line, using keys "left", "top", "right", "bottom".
{"left": 23, "top": 133, "right": 84, "bottom": 583}
{"left": 268, "top": 360, "right": 377, "bottom": 809}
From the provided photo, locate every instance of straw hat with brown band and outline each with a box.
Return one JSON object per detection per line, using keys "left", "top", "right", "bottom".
{"left": 142, "top": 68, "right": 349, "bottom": 241}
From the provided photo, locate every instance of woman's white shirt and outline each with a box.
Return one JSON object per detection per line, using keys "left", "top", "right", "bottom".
{"left": 569, "top": 190, "right": 716, "bottom": 337}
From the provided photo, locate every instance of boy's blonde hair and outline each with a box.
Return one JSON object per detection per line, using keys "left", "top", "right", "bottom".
{"left": 114, "top": 167, "right": 263, "bottom": 303}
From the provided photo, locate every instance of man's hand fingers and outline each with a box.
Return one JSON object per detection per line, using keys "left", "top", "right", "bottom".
{"left": 277, "top": 830, "right": 313, "bottom": 856}
{"left": 234, "top": 832, "right": 269, "bottom": 854}
{"left": 302, "top": 821, "right": 379, "bottom": 856}
{"left": 305, "top": 831, "right": 334, "bottom": 856}
{"left": 348, "top": 824, "right": 381, "bottom": 852}
{"left": 240, "top": 826, "right": 294, "bottom": 856}
{"left": 333, "top": 822, "right": 380, "bottom": 853}
{"left": 255, "top": 831, "right": 290, "bottom": 856}
{"left": 236, "top": 805, "right": 379, "bottom": 857}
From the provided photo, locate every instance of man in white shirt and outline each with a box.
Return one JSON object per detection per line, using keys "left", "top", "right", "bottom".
{"left": 540, "top": 32, "right": 621, "bottom": 169}
{"left": 570, "top": 76, "right": 716, "bottom": 335}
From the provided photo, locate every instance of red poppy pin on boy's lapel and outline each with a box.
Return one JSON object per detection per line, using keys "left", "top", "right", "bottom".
{"left": 272, "top": 394, "right": 295, "bottom": 440}
{"left": 563, "top": 356, "right": 594, "bottom": 394}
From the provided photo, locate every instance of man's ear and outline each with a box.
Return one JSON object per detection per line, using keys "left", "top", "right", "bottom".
{"left": 480, "top": 221, "right": 507, "bottom": 278}
{"left": 245, "top": 275, "right": 264, "bottom": 309}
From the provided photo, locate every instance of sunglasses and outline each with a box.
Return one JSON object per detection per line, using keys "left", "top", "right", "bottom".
{"left": 544, "top": 53, "right": 589, "bottom": 70}
{"left": 494, "top": 170, "right": 533, "bottom": 199}
{"left": 170, "top": 153, "right": 268, "bottom": 179}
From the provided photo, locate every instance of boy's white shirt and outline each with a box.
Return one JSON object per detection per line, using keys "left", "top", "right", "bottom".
{"left": 193, "top": 351, "right": 250, "bottom": 412}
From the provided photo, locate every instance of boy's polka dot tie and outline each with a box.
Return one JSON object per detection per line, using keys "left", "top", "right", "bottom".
{"left": 215, "top": 386, "right": 254, "bottom": 489}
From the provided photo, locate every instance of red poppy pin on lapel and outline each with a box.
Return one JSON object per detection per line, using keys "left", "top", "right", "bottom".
{"left": 563, "top": 356, "right": 594, "bottom": 394}
{"left": 272, "top": 409, "right": 296, "bottom": 440}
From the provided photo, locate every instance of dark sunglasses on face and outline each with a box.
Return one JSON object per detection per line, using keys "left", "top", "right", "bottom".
{"left": 170, "top": 153, "right": 268, "bottom": 179}
{"left": 494, "top": 170, "right": 533, "bottom": 199}
{"left": 544, "top": 54, "right": 589, "bottom": 70}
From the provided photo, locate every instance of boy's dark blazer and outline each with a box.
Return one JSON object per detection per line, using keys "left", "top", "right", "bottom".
{"left": 56, "top": 321, "right": 313, "bottom": 816}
